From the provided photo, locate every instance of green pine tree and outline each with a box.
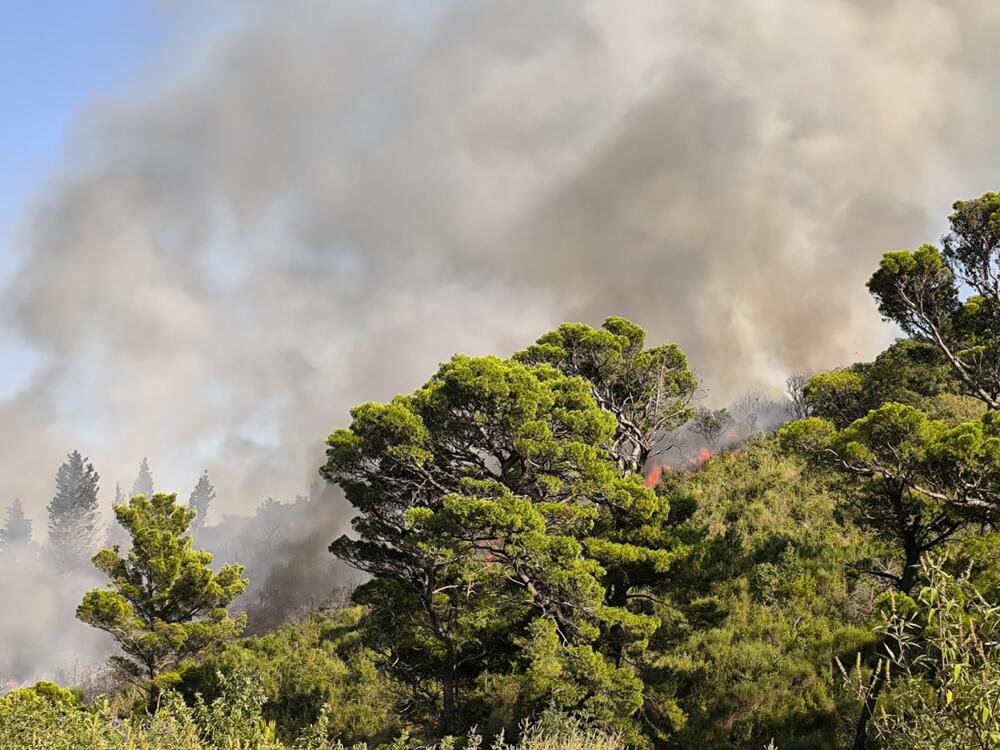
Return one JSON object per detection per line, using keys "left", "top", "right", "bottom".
{"left": 0, "top": 499, "right": 32, "bottom": 547}
{"left": 77, "top": 493, "right": 248, "bottom": 712}
{"left": 867, "top": 191, "right": 1000, "bottom": 411}
{"left": 187, "top": 470, "right": 215, "bottom": 538}
{"left": 516, "top": 316, "right": 697, "bottom": 475}
{"left": 132, "top": 457, "right": 154, "bottom": 498}
{"left": 0, "top": 499, "right": 35, "bottom": 566}
{"left": 780, "top": 404, "right": 1000, "bottom": 749}
{"left": 47, "top": 450, "right": 101, "bottom": 570}
{"left": 324, "top": 343, "right": 677, "bottom": 742}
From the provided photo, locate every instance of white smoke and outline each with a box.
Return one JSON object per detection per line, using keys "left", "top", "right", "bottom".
{"left": 1, "top": 0, "right": 1000, "bottom": 680}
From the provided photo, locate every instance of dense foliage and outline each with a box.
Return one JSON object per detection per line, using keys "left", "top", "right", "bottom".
{"left": 652, "top": 440, "right": 874, "bottom": 749}
{"left": 514, "top": 317, "right": 697, "bottom": 474}
{"left": 841, "top": 558, "right": 1000, "bottom": 749}
{"left": 321, "top": 346, "right": 679, "bottom": 743}
{"left": 176, "top": 608, "right": 396, "bottom": 745}
{"left": 0, "top": 672, "right": 622, "bottom": 750}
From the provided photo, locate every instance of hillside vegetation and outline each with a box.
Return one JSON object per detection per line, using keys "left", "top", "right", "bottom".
{"left": 2, "top": 191, "right": 1000, "bottom": 749}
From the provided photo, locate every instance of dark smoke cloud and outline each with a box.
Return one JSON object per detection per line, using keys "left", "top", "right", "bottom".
{"left": 2, "top": 0, "right": 1000, "bottom": 578}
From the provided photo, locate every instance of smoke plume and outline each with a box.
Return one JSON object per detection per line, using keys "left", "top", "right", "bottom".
{"left": 1, "top": 0, "right": 1000, "bottom": 680}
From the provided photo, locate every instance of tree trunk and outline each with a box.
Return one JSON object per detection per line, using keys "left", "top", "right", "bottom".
{"left": 441, "top": 670, "right": 457, "bottom": 735}
{"left": 635, "top": 443, "right": 649, "bottom": 479}
{"left": 147, "top": 663, "right": 160, "bottom": 715}
{"left": 608, "top": 576, "right": 628, "bottom": 667}
{"left": 899, "top": 551, "right": 920, "bottom": 595}
{"left": 853, "top": 539, "right": 920, "bottom": 749}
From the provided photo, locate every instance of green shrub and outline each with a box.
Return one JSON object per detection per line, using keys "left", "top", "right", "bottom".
{"left": 0, "top": 682, "right": 621, "bottom": 750}
{"left": 655, "top": 438, "right": 876, "bottom": 749}
{"left": 177, "top": 609, "right": 396, "bottom": 744}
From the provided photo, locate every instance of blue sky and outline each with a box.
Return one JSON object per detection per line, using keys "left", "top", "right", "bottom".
{"left": 0, "top": 2, "right": 248, "bottom": 275}
{"left": 0, "top": 2, "right": 169, "bottom": 397}
{"left": 0, "top": 3, "right": 239, "bottom": 398}
{"left": 0, "top": 3, "right": 170, "bottom": 275}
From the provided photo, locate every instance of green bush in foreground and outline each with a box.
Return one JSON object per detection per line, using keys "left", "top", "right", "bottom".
{"left": 0, "top": 667, "right": 622, "bottom": 750}
{"left": 840, "top": 558, "right": 1000, "bottom": 750}
{"left": 177, "top": 609, "right": 396, "bottom": 745}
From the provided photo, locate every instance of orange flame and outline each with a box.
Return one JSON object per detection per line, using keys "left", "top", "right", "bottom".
{"left": 681, "top": 447, "right": 713, "bottom": 471}
{"left": 645, "top": 447, "right": 716, "bottom": 485}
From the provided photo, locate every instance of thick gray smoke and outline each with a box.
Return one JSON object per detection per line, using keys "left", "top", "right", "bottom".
{"left": 1, "top": 0, "right": 1000, "bottom": 681}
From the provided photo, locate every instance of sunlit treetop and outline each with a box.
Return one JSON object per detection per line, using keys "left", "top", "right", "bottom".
{"left": 515, "top": 317, "right": 697, "bottom": 475}
{"left": 868, "top": 192, "right": 1000, "bottom": 410}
